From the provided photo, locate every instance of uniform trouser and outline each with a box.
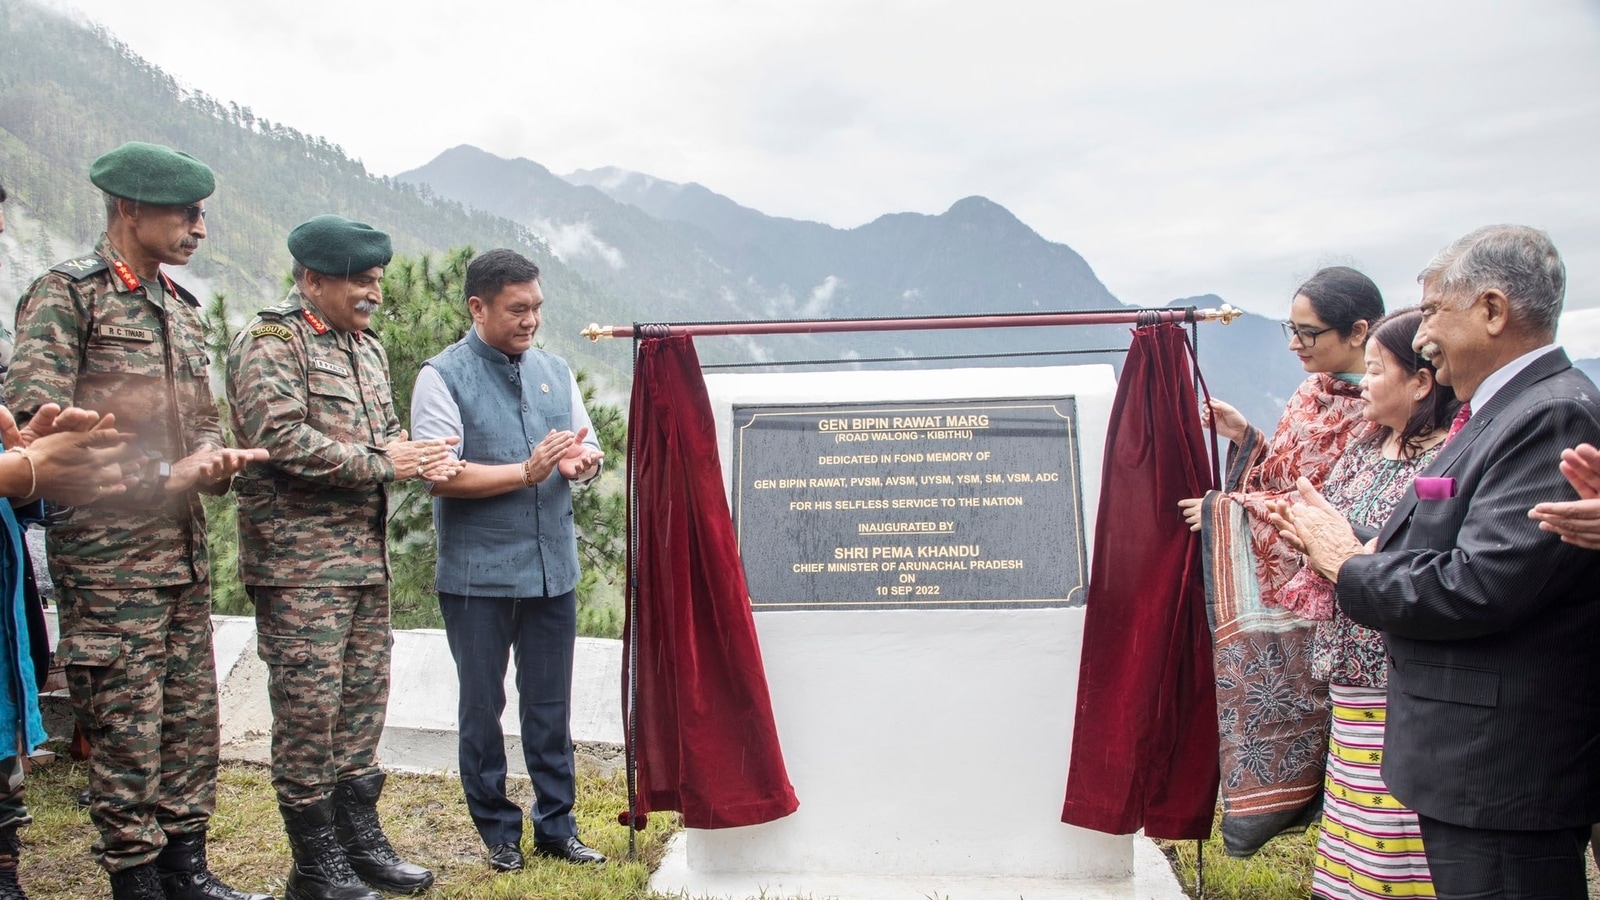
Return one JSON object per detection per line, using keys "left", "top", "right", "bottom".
{"left": 0, "top": 753, "right": 28, "bottom": 830}
{"left": 57, "top": 583, "right": 219, "bottom": 872}
{"left": 250, "top": 585, "right": 391, "bottom": 810}
{"left": 438, "top": 590, "right": 577, "bottom": 847}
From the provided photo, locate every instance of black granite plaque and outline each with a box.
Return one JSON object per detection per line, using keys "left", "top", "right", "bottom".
{"left": 731, "top": 397, "right": 1087, "bottom": 611}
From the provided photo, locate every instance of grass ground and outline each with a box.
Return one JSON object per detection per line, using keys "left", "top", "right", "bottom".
{"left": 18, "top": 757, "right": 1597, "bottom": 899}
{"left": 17, "top": 754, "right": 678, "bottom": 900}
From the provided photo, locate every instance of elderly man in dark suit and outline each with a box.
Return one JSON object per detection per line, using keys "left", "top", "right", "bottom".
{"left": 1273, "top": 224, "right": 1600, "bottom": 899}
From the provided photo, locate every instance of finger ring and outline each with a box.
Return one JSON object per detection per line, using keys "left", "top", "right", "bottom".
{"left": 417, "top": 465, "right": 425, "bottom": 477}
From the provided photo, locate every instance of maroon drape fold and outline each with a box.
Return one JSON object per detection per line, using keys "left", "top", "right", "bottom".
{"left": 1060, "top": 323, "right": 1220, "bottom": 839}
{"left": 623, "top": 334, "right": 800, "bottom": 829}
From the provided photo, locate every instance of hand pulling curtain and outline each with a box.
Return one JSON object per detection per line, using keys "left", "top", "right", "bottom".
{"left": 622, "top": 334, "right": 800, "bottom": 829}
{"left": 1060, "top": 322, "right": 1220, "bottom": 839}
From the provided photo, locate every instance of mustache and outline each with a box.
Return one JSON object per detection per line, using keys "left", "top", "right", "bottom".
{"left": 1417, "top": 341, "right": 1441, "bottom": 361}
{"left": 354, "top": 300, "right": 379, "bottom": 313}
{"left": 179, "top": 240, "right": 200, "bottom": 251}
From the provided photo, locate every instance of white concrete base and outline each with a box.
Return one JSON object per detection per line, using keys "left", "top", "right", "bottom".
{"left": 650, "top": 830, "right": 1190, "bottom": 900}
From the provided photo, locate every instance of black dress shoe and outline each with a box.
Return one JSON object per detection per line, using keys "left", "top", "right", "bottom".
{"left": 532, "top": 836, "right": 605, "bottom": 865}
{"left": 487, "top": 842, "right": 524, "bottom": 872}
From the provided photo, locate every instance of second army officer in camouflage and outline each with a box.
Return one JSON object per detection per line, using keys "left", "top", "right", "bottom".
{"left": 226, "top": 216, "right": 461, "bottom": 900}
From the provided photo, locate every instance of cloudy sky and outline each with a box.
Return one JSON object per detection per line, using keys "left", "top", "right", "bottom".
{"left": 42, "top": 0, "right": 1600, "bottom": 322}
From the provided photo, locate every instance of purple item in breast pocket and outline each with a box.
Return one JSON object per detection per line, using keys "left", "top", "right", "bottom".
{"left": 1414, "top": 476, "right": 1456, "bottom": 500}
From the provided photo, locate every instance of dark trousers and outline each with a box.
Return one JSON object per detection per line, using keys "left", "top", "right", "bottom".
{"left": 1418, "top": 814, "right": 1591, "bottom": 900}
{"left": 439, "top": 591, "right": 577, "bottom": 847}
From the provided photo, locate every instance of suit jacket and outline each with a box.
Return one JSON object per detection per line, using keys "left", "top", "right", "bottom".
{"left": 1337, "top": 348, "right": 1600, "bottom": 830}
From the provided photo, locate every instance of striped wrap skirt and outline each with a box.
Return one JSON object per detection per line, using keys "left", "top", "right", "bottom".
{"left": 1312, "top": 683, "right": 1435, "bottom": 899}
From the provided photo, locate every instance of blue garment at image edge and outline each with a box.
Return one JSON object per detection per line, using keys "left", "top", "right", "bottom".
{"left": 1, "top": 500, "right": 46, "bottom": 756}
{"left": 426, "top": 326, "right": 586, "bottom": 598}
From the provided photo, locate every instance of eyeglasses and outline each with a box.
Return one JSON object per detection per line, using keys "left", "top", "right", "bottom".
{"left": 180, "top": 205, "right": 206, "bottom": 223}
{"left": 1281, "top": 322, "right": 1335, "bottom": 347}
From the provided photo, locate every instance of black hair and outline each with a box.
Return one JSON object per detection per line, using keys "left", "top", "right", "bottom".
{"left": 1363, "top": 306, "right": 1460, "bottom": 457}
{"left": 464, "top": 248, "right": 540, "bottom": 306}
{"left": 1295, "top": 266, "right": 1385, "bottom": 338}
{"left": 0, "top": 177, "right": 7, "bottom": 203}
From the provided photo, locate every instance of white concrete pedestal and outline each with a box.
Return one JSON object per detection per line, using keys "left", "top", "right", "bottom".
{"left": 650, "top": 366, "right": 1171, "bottom": 898}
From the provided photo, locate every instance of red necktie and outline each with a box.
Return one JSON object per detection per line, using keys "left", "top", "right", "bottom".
{"left": 1445, "top": 402, "right": 1473, "bottom": 443}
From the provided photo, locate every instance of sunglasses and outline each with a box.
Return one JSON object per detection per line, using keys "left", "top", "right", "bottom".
{"left": 180, "top": 205, "right": 207, "bottom": 223}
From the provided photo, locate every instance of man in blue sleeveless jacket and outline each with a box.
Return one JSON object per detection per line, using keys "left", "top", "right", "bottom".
{"left": 410, "top": 249, "right": 605, "bottom": 872}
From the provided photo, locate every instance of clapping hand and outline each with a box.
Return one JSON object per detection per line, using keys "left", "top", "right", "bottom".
{"left": 0, "top": 404, "right": 141, "bottom": 505}
{"left": 1528, "top": 443, "right": 1600, "bottom": 549}
{"left": 557, "top": 427, "right": 603, "bottom": 480}
{"left": 385, "top": 431, "right": 464, "bottom": 482}
{"left": 1266, "top": 477, "right": 1366, "bottom": 581}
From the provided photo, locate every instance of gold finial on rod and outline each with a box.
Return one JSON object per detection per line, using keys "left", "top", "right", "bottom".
{"left": 1199, "top": 304, "right": 1242, "bottom": 324}
{"left": 581, "top": 323, "right": 615, "bottom": 342}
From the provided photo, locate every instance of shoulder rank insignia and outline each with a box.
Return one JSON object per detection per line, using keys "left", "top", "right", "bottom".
{"left": 250, "top": 323, "right": 295, "bottom": 342}
{"left": 50, "top": 256, "right": 109, "bottom": 280}
{"left": 301, "top": 308, "right": 330, "bottom": 335}
{"left": 108, "top": 258, "right": 141, "bottom": 291}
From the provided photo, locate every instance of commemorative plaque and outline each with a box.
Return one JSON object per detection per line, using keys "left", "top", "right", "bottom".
{"left": 730, "top": 397, "right": 1087, "bottom": 611}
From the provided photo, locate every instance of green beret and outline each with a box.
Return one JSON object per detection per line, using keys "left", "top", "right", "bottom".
{"left": 288, "top": 215, "right": 393, "bottom": 276}
{"left": 89, "top": 142, "right": 215, "bottom": 205}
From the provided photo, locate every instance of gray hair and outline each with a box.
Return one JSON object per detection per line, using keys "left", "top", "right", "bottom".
{"left": 1418, "top": 224, "right": 1565, "bottom": 336}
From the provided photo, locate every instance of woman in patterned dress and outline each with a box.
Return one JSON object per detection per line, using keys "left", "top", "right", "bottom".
{"left": 1179, "top": 266, "right": 1384, "bottom": 856}
{"left": 1277, "top": 307, "right": 1459, "bottom": 899}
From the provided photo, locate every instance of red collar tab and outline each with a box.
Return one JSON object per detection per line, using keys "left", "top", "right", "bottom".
{"left": 301, "top": 308, "right": 330, "bottom": 335}
{"left": 110, "top": 258, "right": 140, "bottom": 292}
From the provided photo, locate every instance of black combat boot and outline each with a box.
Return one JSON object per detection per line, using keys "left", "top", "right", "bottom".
{"left": 280, "top": 802, "right": 379, "bottom": 900}
{"left": 156, "top": 831, "right": 274, "bottom": 900}
{"left": 0, "top": 824, "right": 27, "bottom": 900}
{"left": 109, "top": 864, "right": 165, "bottom": 900}
{"left": 332, "top": 774, "right": 433, "bottom": 895}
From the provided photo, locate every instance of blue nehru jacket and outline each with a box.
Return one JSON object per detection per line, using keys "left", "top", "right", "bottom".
{"left": 420, "top": 327, "right": 593, "bottom": 598}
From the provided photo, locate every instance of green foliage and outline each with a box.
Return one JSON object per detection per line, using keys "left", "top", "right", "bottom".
{"left": 199, "top": 291, "right": 250, "bottom": 616}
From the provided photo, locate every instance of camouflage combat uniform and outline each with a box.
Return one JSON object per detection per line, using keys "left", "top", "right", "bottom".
{"left": 3, "top": 235, "right": 223, "bottom": 873}
{"left": 225, "top": 287, "right": 402, "bottom": 809}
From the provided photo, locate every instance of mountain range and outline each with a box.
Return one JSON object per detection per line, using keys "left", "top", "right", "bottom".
{"left": 4, "top": 0, "right": 1323, "bottom": 430}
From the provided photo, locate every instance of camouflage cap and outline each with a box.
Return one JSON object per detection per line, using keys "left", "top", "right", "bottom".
{"left": 288, "top": 215, "right": 393, "bottom": 276}
{"left": 89, "top": 142, "right": 216, "bottom": 205}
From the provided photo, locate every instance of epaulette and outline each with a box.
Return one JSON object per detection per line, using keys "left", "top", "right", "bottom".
{"left": 256, "top": 297, "right": 302, "bottom": 320}
{"left": 49, "top": 256, "right": 108, "bottom": 280}
{"left": 159, "top": 272, "right": 201, "bottom": 308}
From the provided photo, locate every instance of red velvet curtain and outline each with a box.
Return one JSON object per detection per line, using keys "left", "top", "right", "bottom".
{"left": 623, "top": 334, "right": 800, "bottom": 829}
{"left": 1060, "top": 323, "right": 1220, "bottom": 839}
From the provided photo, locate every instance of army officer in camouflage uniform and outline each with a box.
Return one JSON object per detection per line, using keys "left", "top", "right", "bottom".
{"left": 226, "top": 216, "right": 462, "bottom": 900}
{"left": 3, "top": 143, "right": 269, "bottom": 900}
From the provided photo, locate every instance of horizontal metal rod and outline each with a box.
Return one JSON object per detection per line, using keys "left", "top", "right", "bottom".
{"left": 700, "top": 346, "right": 1133, "bottom": 370}
{"left": 581, "top": 305, "right": 1241, "bottom": 342}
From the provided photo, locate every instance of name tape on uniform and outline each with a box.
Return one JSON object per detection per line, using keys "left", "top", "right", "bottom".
{"left": 96, "top": 324, "right": 156, "bottom": 343}
{"left": 311, "top": 358, "right": 352, "bottom": 377}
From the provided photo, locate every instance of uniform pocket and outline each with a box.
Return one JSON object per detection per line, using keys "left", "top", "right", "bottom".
{"left": 83, "top": 339, "right": 165, "bottom": 379}
{"left": 56, "top": 631, "right": 130, "bottom": 725}
{"left": 255, "top": 633, "right": 312, "bottom": 666}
